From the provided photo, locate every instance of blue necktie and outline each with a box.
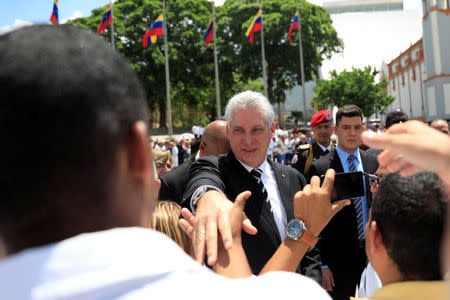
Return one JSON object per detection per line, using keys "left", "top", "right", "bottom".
{"left": 347, "top": 154, "right": 365, "bottom": 241}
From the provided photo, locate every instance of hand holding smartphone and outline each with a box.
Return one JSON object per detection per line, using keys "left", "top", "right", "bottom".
{"left": 320, "top": 171, "right": 365, "bottom": 201}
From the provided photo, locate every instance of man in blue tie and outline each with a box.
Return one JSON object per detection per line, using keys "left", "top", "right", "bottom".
{"left": 307, "top": 105, "right": 379, "bottom": 300}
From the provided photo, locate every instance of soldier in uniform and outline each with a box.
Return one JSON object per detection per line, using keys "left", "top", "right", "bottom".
{"left": 291, "top": 110, "right": 335, "bottom": 176}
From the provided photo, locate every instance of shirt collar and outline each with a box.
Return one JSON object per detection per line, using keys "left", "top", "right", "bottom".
{"left": 336, "top": 145, "right": 360, "bottom": 162}
{"left": 236, "top": 156, "right": 269, "bottom": 175}
{"left": 317, "top": 142, "right": 332, "bottom": 152}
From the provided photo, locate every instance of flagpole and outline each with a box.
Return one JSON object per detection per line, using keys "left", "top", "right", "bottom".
{"left": 212, "top": 3, "right": 221, "bottom": 119}
{"left": 259, "top": 2, "right": 268, "bottom": 100}
{"left": 297, "top": 1, "right": 308, "bottom": 125}
{"left": 163, "top": 0, "right": 173, "bottom": 137}
{"left": 110, "top": 1, "right": 115, "bottom": 49}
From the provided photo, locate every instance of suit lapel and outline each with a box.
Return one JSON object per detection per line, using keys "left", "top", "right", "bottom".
{"left": 269, "top": 159, "right": 294, "bottom": 221}
{"left": 329, "top": 149, "right": 345, "bottom": 173}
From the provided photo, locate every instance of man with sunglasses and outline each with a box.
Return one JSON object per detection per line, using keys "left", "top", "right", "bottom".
{"left": 307, "top": 105, "right": 379, "bottom": 300}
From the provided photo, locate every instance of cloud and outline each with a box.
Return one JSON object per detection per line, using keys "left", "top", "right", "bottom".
{"left": 61, "top": 10, "right": 83, "bottom": 24}
{"left": 1, "top": 19, "right": 33, "bottom": 35}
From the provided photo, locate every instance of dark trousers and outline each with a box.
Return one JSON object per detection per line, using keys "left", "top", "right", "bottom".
{"left": 328, "top": 246, "right": 367, "bottom": 300}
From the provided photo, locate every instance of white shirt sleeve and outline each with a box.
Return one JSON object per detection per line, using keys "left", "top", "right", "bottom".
{"left": 172, "top": 147, "right": 179, "bottom": 167}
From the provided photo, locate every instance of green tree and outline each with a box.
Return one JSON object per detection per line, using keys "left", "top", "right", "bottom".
{"left": 70, "top": 0, "right": 219, "bottom": 128}
{"left": 311, "top": 66, "right": 395, "bottom": 117}
{"left": 216, "top": 0, "right": 343, "bottom": 104}
{"left": 69, "top": 0, "right": 342, "bottom": 127}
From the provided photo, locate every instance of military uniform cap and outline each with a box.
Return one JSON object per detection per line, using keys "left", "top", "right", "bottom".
{"left": 311, "top": 110, "right": 333, "bottom": 128}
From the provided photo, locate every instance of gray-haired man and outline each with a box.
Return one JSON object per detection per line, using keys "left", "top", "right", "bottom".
{"left": 183, "top": 91, "right": 321, "bottom": 280}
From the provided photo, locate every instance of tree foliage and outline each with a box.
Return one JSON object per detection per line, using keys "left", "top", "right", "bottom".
{"left": 311, "top": 66, "right": 395, "bottom": 117}
{"left": 216, "top": 0, "right": 343, "bottom": 104}
{"left": 69, "top": 0, "right": 342, "bottom": 127}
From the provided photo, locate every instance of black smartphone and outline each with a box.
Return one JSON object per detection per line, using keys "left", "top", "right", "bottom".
{"left": 320, "top": 171, "right": 365, "bottom": 201}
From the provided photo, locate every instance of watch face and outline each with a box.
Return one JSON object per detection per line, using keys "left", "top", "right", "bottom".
{"left": 286, "top": 219, "right": 304, "bottom": 239}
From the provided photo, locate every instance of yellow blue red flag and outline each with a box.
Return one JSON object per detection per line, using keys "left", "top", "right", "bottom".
{"left": 97, "top": 2, "right": 113, "bottom": 35}
{"left": 50, "top": 0, "right": 59, "bottom": 24}
{"left": 288, "top": 11, "right": 299, "bottom": 45}
{"left": 203, "top": 16, "right": 214, "bottom": 47}
{"left": 245, "top": 9, "right": 262, "bottom": 44}
{"left": 142, "top": 14, "right": 164, "bottom": 47}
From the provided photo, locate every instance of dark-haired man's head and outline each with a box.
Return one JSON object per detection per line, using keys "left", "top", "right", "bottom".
{"left": 199, "top": 120, "right": 230, "bottom": 157}
{"left": 334, "top": 105, "right": 364, "bottom": 153}
{"left": 0, "top": 25, "right": 156, "bottom": 255}
{"left": 365, "top": 172, "right": 447, "bottom": 285}
{"left": 385, "top": 109, "right": 408, "bottom": 129}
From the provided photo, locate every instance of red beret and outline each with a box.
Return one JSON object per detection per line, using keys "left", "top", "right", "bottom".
{"left": 311, "top": 110, "right": 333, "bottom": 128}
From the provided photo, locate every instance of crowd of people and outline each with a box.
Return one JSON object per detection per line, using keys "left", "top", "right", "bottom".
{"left": 0, "top": 24, "right": 450, "bottom": 300}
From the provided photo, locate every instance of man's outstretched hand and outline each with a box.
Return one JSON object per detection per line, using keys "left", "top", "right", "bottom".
{"left": 179, "top": 190, "right": 257, "bottom": 266}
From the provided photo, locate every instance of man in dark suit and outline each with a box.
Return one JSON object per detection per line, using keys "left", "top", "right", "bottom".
{"left": 183, "top": 91, "right": 320, "bottom": 280}
{"left": 292, "top": 110, "right": 336, "bottom": 176}
{"left": 307, "top": 105, "right": 378, "bottom": 300}
{"left": 158, "top": 120, "right": 230, "bottom": 205}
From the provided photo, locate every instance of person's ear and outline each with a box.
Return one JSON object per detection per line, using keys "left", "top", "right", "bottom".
{"left": 333, "top": 125, "right": 338, "bottom": 133}
{"left": 271, "top": 122, "right": 276, "bottom": 138}
{"left": 199, "top": 142, "right": 206, "bottom": 156}
{"left": 368, "top": 220, "right": 384, "bottom": 256}
{"left": 154, "top": 178, "right": 161, "bottom": 200}
{"left": 226, "top": 124, "right": 230, "bottom": 138}
{"left": 128, "top": 121, "right": 151, "bottom": 183}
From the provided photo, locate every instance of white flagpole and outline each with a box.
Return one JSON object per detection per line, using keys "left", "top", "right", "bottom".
{"left": 259, "top": 2, "right": 268, "bottom": 100}
{"left": 163, "top": 0, "right": 173, "bottom": 137}
{"left": 297, "top": 1, "right": 308, "bottom": 124}
{"left": 212, "top": 4, "right": 221, "bottom": 119}
{"left": 110, "top": 1, "right": 115, "bottom": 49}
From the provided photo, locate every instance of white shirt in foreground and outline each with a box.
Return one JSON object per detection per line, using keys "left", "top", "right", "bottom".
{"left": 359, "top": 262, "right": 382, "bottom": 297}
{"left": 0, "top": 227, "right": 331, "bottom": 300}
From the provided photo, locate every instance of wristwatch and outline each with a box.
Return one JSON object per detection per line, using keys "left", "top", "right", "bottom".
{"left": 191, "top": 186, "right": 221, "bottom": 209}
{"left": 285, "top": 218, "right": 317, "bottom": 247}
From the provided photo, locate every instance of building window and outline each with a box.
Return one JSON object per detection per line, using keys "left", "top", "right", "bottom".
{"left": 412, "top": 67, "right": 416, "bottom": 81}
{"left": 401, "top": 72, "right": 405, "bottom": 86}
{"left": 393, "top": 79, "right": 396, "bottom": 90}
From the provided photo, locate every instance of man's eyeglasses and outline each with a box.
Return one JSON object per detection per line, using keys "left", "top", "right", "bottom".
{"left": 364, "top": 172, "right": 382, "bottom": 187}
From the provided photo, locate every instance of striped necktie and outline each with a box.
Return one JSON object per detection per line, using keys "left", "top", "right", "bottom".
{"left": 250, "top": 168, "right": 271, "bottom": 211}
{"left": 347, "top": 154, "right": 365, "bottom": 241}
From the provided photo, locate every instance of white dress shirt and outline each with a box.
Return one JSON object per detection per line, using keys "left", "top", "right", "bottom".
{"left": 236, "top": 158, "right": 288, "bottom": 241}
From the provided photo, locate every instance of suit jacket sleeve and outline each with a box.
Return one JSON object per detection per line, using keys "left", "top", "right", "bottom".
{"left": 181, "top": 156, "right": 226, "bottom": 208}
{"left": 158, "top": 176, "right": 172, "bottom": 201}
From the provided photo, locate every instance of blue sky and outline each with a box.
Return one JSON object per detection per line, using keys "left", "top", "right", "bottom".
{"left": 0, "top": 0, "right": 225, "bottom": 32}
{"left": 0, "top": 0, "right": 423, "bottom": 80}
{"left": 0, "top": 0, "right": 113, "bottom": 31}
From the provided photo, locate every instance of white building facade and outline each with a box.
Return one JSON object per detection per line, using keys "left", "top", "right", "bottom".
{"left": 381, "top": 0, "right": 450, "bottom": 121}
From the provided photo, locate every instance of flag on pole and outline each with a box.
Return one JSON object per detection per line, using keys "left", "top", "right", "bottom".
{"left": 245, "top": 9, "right": 262, "bottom": 44}
{"left": 288, "top": 11, "right": 299, "bottom": 45}
{"left": 97, "top": 2, "right": 113, "bottom": 35}
{"left": 203, "top": 16, "right": 214, "bottom": 47}
{"left": 142, "top": 14, "right": 164, "bottom": 48}
{"left": 50, "top": 0, "right": 59, "bottom": 24}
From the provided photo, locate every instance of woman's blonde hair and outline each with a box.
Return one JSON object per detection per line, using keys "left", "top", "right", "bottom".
{"left": 150, "top": 201, "right": 191, "bottom": 255}
{"left": 152, "top": 149, "right": 174, "bottom": 169}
